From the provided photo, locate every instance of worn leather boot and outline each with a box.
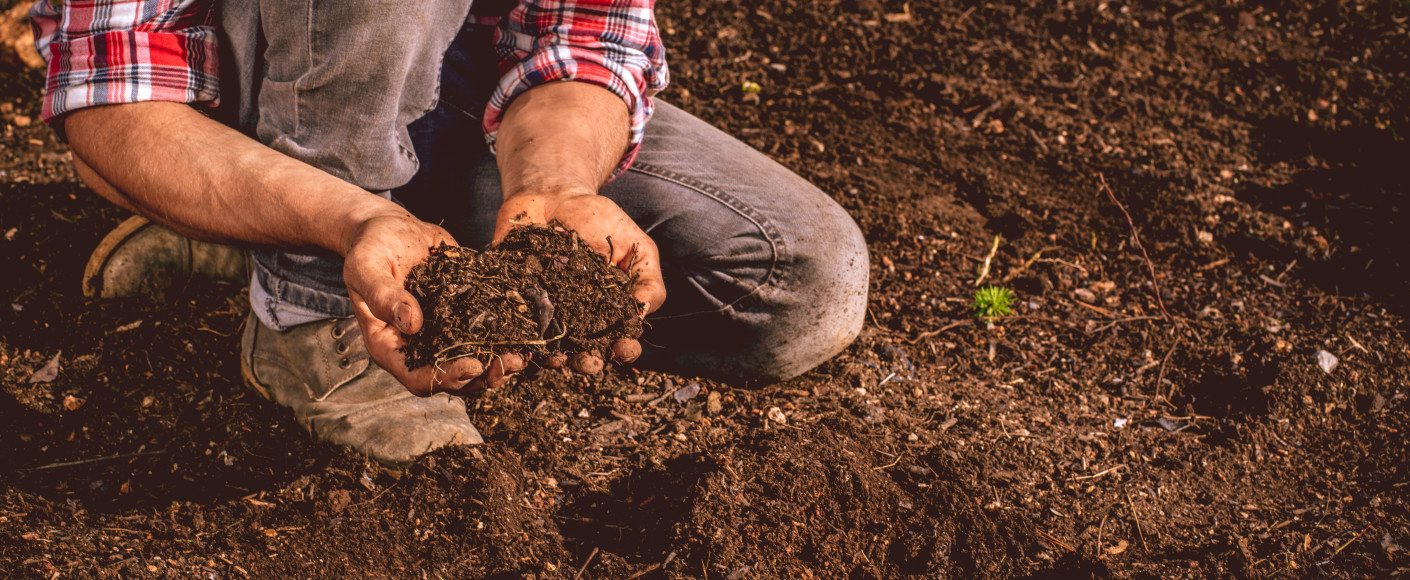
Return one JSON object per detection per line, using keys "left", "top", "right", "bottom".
{"left": 240, "top": 312, "right": 483, "bottom": 467}
{"left": 83, "top": 215, "right": 251, "bottom": 300}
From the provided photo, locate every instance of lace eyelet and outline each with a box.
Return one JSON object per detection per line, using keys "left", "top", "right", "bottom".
{"left": 331, "top": 326, "right": 345, "bottom": 339}
{"left": 335, "top": 343, "right": 349, "bottom": 355}
{"left": 339, "top": 357, "right": 352, "bottom": 369}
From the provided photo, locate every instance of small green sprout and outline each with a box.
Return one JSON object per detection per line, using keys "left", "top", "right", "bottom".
{"left": 971, "top": 286, "right": 1016, "bottom": 320}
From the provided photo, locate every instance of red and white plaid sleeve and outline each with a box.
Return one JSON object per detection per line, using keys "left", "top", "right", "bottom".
{"left": 485, "top": 0, "right": 668, "bottom": 177}
{"left": 29, "top": 0, "right": 219, "bottom": 128}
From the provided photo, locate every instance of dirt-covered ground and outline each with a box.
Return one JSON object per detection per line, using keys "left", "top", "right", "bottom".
{"left": 3, "top": 1, "right": 1408, "bottom": 578}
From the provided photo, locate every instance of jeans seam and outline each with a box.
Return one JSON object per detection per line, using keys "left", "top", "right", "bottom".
{"left": 627, "top": 161, "right": 788, "bottom": 318}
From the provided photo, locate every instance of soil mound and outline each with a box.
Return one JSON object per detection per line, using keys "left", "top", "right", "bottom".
{"left": 666, "top": 421, "right": 1039, "bottom": 578}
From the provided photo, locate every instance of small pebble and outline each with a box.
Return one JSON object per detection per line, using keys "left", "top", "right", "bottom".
{"left": 673, "top": 382, "right": 700, "bottom": 402}
{"left": 1314, "top": 349, "right": 1338, "bottom": 374}
{"left": 706, "top": 391, "right": 723, "bottom": 414}
{"left": 1072, "top": 288, "right": 1097, "bottom": 303}
{"left": 767, "top": 406, "right": 787, "bottom": 425}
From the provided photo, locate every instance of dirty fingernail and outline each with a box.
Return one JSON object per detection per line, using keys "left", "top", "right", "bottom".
{"left": 393, "top": 302, "right": 413, "bottom": 333}
{"left": 458, "top": 358, "right": 485, "bottom": 380}
{"left": 503, "top": 355, "right": 527, "bottom": 373}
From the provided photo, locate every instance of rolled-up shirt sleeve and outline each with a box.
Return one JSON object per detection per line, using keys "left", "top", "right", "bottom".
{"left": 485, "top": 0, "right": 668, "bottom": 177}
{"left": 29, "top": 0, "right": 220, "bottom": 128}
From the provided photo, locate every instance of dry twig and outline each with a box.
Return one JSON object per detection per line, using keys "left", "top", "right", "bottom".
{"left": 973, "top": 234, "right": 1002, "bottom": 286}
{"left": 18, "top": 449, "right": 168, "bottom": 472}
{"left": 1069, "top": 464, "right": 1127, "bottom": 481}
{"left": 1125, "top": 489, "right": 1149, "bottom": 553}
{"left": 575, "top": 547, "right": 600, "bottom": 580}
{"left": 904, "top": 320, "right": 969, "bottom": 344}
{"left": 1098, "top": 174, "right": 1171, "bottom": 322}
{"left": 1154, "top": 335, "right": 1183, "bottom": 403}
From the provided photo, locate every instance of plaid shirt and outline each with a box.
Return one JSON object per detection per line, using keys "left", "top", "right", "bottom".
{"left": 30, "top": 0, "right": 668, "bottom": 171}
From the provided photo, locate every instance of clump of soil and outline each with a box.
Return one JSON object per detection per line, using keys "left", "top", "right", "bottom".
{"left": 400, "top": 222, "right": 643, "bottom": 369}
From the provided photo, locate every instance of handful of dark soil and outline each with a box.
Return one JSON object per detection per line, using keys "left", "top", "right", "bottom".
{"left": 400, "top": 223, "right": 644, "bottom": 370}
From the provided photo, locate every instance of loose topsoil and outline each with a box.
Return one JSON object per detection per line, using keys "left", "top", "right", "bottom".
{"left": 401, "top": 225, "right": 643, "bottom": 370}
{"left": 2, "top": 1, "right": 1407, "bottom": 578}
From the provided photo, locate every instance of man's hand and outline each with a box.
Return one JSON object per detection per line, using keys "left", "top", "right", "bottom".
{"left": 342, "top": 213, "right": 526, "bottom": 395}
{"left": 494, "top": 191, "right": 666, "bottom": 314}
{"left": 492, "top": 81, "right": 666, "bottom": 374}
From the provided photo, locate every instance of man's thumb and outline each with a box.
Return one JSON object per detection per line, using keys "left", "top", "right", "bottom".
{"left": 372, "top": 288, "right": 422, "bottom": 335}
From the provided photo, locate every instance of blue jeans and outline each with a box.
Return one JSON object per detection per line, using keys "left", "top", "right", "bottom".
{"left": 222, "top": 7, "right": 867, "bottom": 383}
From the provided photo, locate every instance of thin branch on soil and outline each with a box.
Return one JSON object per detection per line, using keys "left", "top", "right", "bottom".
{"left": 872, "top": 453, "right": 906, "bottom": 471}
{"left": 904, "top": 320, "right": 969, "bottom": 344}
{"left": 18, "top": 449, "right": 168, "bottom": 472}
{"left": 1258, "top": 274, "right": 1288, "bottom": 288}
{"left": 574, "top": 547, "right": 599, "bottom": 580}
{"left": 625, "top": 563, "right": 662, "bottom": 579}
{"left": 1070, "top": 298, "right": 1116, "bottom": 318}
{"left": 1068, "top": 464, "right": 1127, "bottom": 481}
{"left": 1001, "top": 246, "right": 1061, "bottom": 283}
{"left": 973, "top": 234, "right": 1002, "bottom": 286}
{"left": 1197, "top": 258, "right": 1230, "bottom": 270}
{"left": 1035, "top": 257, "right": 1090, "bottom": 276}
{"left": 1034, "top": 529, "right": 1075, "bottom": 552}
{"left": 951, "top": 5, "right": 977, "bottom": 28}
{"left": 1096, "top": 513, "right": 1109, "bottom": 559}
{"left": 1098, "top": 173, "right": 1172, "bottom": 322}
{"left": 970, "top": 100, "right": 1004, "bottom": 128}
{"left": 1125, "top": 488, "right": 1149, "bottom": 553}
{"left": 1322, "top": 518, "right": 1382, "bottom": 564}
{"left": 1089, "top": 316, "right": 1162, "bottom": 334}
{"left": 1154, "top": 335, "right": 1183, "bottom": 404}
{"left": 348, "top": 480, "right": 401, "bottom": 508}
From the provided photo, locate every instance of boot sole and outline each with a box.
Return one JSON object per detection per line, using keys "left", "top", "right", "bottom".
{"left": 82, "top": 215, "right": 158, "bottom": 299}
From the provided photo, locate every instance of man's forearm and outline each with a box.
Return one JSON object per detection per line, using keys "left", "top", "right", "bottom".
{"left": 494, "top": 82, "right": 631, "bottom": 204}
{"left": 64, "top": 101, "right": 411, "bottom": 256}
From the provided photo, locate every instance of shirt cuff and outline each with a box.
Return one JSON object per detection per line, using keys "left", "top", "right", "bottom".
{"left": 42, "top": 28, "right": 220, "bottom": 127}
{"left": 483, "top": 52, "right": 655, "bottom": 179}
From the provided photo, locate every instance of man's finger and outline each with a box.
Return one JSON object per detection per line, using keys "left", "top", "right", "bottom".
{"left": 570, "top": 351, "right": 604, "bottom": 374}
{"left": 430, "top": 357, "right": 485, "bottom": 394}
{"left": 347, "top": 262, "right": 422, "bottom": 334}
{"left": 541, "top": 352, "right": 568, "bottom": 369}
{"left": 624, "top": 242, "right": 666, "bottom": 315}
{"left": 464, "top": 353, "right": 526, "bottom": 391}
{"left": 610, "top": 339, "right": 641, "bottom": 363}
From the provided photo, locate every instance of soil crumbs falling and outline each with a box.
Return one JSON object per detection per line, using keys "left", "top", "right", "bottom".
{"left": 3, "top": 0, "right": 1410, "bottom": 579}
{"left": 401, "top": 223, "right": 643, "bottom": 370}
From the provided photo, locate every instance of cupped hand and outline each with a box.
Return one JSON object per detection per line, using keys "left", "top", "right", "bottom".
{"left": 492, "top": 190, "right": 663, "bottom": 372}
{"left": 342, "top": 213, "right": 527, "bottom": 396}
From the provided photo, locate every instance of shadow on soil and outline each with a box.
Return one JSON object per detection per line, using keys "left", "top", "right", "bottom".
{"left": 1233, "top": 121, "right": 1409, "bottom": 317}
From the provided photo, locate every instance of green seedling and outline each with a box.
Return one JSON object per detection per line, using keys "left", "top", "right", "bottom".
{"left": 971, "top": 286, "right": 1016, "bottom": 320}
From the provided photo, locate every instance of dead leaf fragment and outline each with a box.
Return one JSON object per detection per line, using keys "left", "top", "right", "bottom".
{"left": 28, "top": 351, "right": 61, "bottom": 383}
{"left": 62, "top": 395, "right": 85, "bottom": 411}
